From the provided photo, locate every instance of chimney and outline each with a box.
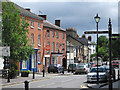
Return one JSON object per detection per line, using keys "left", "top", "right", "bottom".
{"left": 88, "top": 36, "right": 92, "bottom": 41}
{"left": 38, "top": 15, "right": 47, "bottom": 20}
{"left": 55, "top": 20, "right": 61, "bottom": 27}
{"left": 25, "top": 8, "right": 30, "bottom": 12}
{"left": 82, "top": 34, "right": 86, "bottom": 38}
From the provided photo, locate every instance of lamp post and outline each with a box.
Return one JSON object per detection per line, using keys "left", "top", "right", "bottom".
{"left": 94, "top": 13, "right": 100, "bottom": 84}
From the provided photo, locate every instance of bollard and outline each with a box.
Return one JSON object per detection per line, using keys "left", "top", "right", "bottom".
{"left": 24, "top": 80, "right": 29, "bottom": 90}
{"left": 33, "top": 69, "right": 35, "bottom": 79}
{"left": 7, "top": 69, "right": 10, "bottom": 83}
{"left": 118, "top": 70, "right": 119, "bottom": 80}
{"left": 113, "top": 69, "right": 115, "bottom": 81}
{"left": 43, "top": 65, "right": 45, "bottom": 77}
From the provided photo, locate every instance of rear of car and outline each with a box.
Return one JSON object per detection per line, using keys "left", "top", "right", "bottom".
{"left": 48, "top": 65, "right": 58, "bottom": 73}
{"left": 112, "top": 60, "right": 119, "bottom": 68}
{"left": 68, "top": 64, "right": 77, "bottom": 72}
{"left": 75, "top": 65, "right": 88, "bottom": 74}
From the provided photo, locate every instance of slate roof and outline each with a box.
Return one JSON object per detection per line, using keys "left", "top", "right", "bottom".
{"left": 43, "top": 20, "right": 65, "bottom": 31}
{"left": 15, "top": 3, "right": 44, "bottom": 20}
{"left": 67, "top": 34, "right": 88, "bottom": 46}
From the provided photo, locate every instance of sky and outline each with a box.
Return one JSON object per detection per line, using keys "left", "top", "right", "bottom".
{"left": 10, "top": 0, "right": 119, "bottom": 42}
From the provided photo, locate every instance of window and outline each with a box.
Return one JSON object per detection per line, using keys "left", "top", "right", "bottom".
{"left": 38, "top": 35, "right": 41, "bottom": 45}
{"left": 31, "top": 33, "right": 34, "bottom": 45}
{"left": 22, "top": 60, "right": 27, "bottom": 69}
{"left": 52, "top": 30, "right": 54, "bottom": 37}
{"left": 56, "top": 31, "right": 59, "bottom": 38}
{"left": 52, "top": 42, "right": 55, "bottom": 52}
{"left": 47, "top": 30, "right": 50, "bottom": 37}
{"left": 47, "top": 41, "right": 50, "bottom": 45}
{"left": 47, "top": 50, "right": 50, "bottom": 54}
{"left": 62, "top": 44, "right": 65, "bottom": 53}
{"left": 56, "top": 43, "right": 59, "bottom": 53}
{"left": 31, "top": 19, "right": 33, "bottom": 27}
{"left": 63, "top": 32, "right": 64, "bottom": 39}
{"left": 38, "top": 21, "right": 41, "bottom": 29}
{"left": 22, "top": 17, "right": 25, "bottom": 26}
{"left": 38, "top": 52, "right": 41, "bottom": 63}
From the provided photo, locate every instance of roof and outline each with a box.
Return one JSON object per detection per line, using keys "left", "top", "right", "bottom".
{"left": 43, "top": 20, "right": 65, "bottom": 31}
{"left": 15, "top": 3, "right": 44, "bottom": 20}
{"left": 77, "top": 38, "right": 88, "bottom": 46}
{"left": 66, "top": 35, "right": 83, "bottom": 45}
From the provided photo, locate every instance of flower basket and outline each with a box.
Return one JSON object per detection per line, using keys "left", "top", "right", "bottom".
{"left": 21, "top": 71, "right": 30, "bottom": 77}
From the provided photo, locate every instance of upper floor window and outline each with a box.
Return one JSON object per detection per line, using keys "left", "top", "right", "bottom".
{"left": 47, "top": 41, "right": 50, "bottom": 46}
{"left": 56, "top": 31, "right": 59, "bottom": 38}
{"left": 52, "top": 42, "right": 55, "bottom": 52}
{"left": 22, "top": 17, "right": 25, "bottom": 26}
{"left": 38, "top": 35, "right": 41, "bottom": 45}
{"left": 52, "top": 30, "right": 54, "bottom": 37}
{"left": 31, "top": 33, "right": 34, "bottom": 45}
{"left": 63, "top": 32, "right": 64, "bottom": 39}
{"left": 47, "top": 30, "right": 50, "bottom": 37}
{"left": 31, "top": 19, "right": 34, "bottom": 28}
{"left": 56, "top": 43, "right": 59, "bottom": 53}
{"left": 62, "top": 43, "right": 65, "bottom": 53}
{"left": 38, "top": 21, "right": 41, "bottom": 29}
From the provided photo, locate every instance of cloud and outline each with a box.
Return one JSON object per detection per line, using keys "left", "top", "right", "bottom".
{"left": 10, "top": 1, "right": 118, "bottom": 41}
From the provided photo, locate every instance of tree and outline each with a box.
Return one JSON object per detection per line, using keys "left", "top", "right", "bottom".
{"left": 2, "top": 2, "right": 34, "bottom": 63}
{"left": 111, "top": 36, "right": 120, "bottom": 59}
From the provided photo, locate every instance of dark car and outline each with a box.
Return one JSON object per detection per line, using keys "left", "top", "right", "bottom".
{"left": 48, "top": 65, "right": 58, "bottom": 73}
{"left": 68, "top": 64, "right": 77, "bottom": 72}
{"left": 48, "top": 65, "right": 64, "bottom": 73}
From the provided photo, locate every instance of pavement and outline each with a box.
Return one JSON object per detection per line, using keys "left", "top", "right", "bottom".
{"left": 0, "top": 71, "right": 73, "bottom": 87}
{"left": 87, "top": 80, "right": 120, "bottom": 89}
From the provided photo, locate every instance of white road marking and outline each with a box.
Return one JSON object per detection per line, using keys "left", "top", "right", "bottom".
{"left": 38, "top": 83, "right": 55, "bottom": 87}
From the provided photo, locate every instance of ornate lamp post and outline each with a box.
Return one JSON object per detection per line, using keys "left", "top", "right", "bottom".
{"left": 94, "top": 13, "right": 100, "bottom": 84}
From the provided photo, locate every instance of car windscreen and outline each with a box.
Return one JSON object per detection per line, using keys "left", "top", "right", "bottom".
{"left": 77, "top": 65, "right": 84, "bottom": 68}
{"left": 90, "top": 68, "right": 105, "bottom": 72}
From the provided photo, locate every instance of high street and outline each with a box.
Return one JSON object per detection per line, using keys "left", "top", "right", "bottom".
{"left": 2, "top": 73, "right": 87, "bottom": 89}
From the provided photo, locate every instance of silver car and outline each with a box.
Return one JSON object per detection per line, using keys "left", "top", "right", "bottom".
{"left": 87, "top": 67, "right": 108, "bottom": 82}
{"left": 75, "top": 64, "right": 89, "bottom": 74}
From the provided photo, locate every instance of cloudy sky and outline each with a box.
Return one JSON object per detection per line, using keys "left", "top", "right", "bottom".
{"left": 10, "top": 0, "right": 119, "bottom": 42}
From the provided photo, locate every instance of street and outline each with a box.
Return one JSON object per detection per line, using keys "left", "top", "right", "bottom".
{"left": 2, "top": 73, "right": 87, "bottom": 89}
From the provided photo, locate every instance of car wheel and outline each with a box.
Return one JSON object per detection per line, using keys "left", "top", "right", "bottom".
{"left": 48, "top": 71, "right": 50, "bottom": 73}
{"left": 68, "top": 70, "right": 70, "bottom": 72}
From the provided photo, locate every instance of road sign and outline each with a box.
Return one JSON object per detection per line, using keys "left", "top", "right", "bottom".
{"left": 84, "top": 31, "right": 108, "bottom": 34}
{"left": 0, "top": 47, "right": 10, "bottom": 56}
{"left": 45, "top": 45, "right": 50, "bottom": 50}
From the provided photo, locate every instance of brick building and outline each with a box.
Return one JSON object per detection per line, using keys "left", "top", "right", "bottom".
{"left": 16, "top": 4, "right": 66, "bottom": 72}
{"left": 39, "top": 15, "right": 67, "bottom": 70}
{"left": 16, "top": 5, "right": 44, "bottom": 72}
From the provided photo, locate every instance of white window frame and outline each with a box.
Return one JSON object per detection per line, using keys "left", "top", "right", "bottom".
{"left": 38, "top": 21, "right": 41, "bottom": 30}
{"left": 31, "top": 33, "right": 34, "bottom": 45}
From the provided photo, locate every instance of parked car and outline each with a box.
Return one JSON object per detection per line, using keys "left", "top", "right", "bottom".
{"left": 87, "top": 67, "right": 108, "bottom": 82}
{"left": 75, "top": 64, "right": 90, "bottom": 74}
{"left": 68, "top": 64, "right": 77, "bottom": 72}
{"left": 48, "top": 65, "right": 58, "bottom": 73}
{"left": 103, "top": 65, "right": 115, "bottom": 80}
{"left": 112, "top": 60, "right": 119, "bottom": 68}
{"left": 48, "top": 64, "right": 64, "bottom": 73}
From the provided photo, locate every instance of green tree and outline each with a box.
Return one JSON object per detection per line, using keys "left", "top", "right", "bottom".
{"left": 2, "top": 2, "right": 34, "bottom": 62}
{"left": 111, "top": 36, "right": 120, "bottom": 59}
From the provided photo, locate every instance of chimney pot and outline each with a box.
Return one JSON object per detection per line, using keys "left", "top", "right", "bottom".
{"left": 38, "top": 15, "right": 47, "bottom": 20}
{"left": 25, "top": 8, "right": 30, "bottom": 12}
{"left": 88, "top": 36, "right": 92, "bottom": 41}
{"left": 55, "top": 20, "right": 61, "bottom": 27}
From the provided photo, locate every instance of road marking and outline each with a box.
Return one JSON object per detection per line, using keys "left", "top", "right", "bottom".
{"left": 81, "top": 84, "right": 88, "bottom": 88}
{"left": 38, "top": 83, "right": 55, "bottom": 87}
{"left": 61, "top": 79, "right": 73, "bottom": 83}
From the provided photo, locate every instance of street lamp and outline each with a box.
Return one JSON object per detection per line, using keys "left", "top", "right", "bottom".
{"left": 94, "top": 13, "right": 100, "bottom": 84}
